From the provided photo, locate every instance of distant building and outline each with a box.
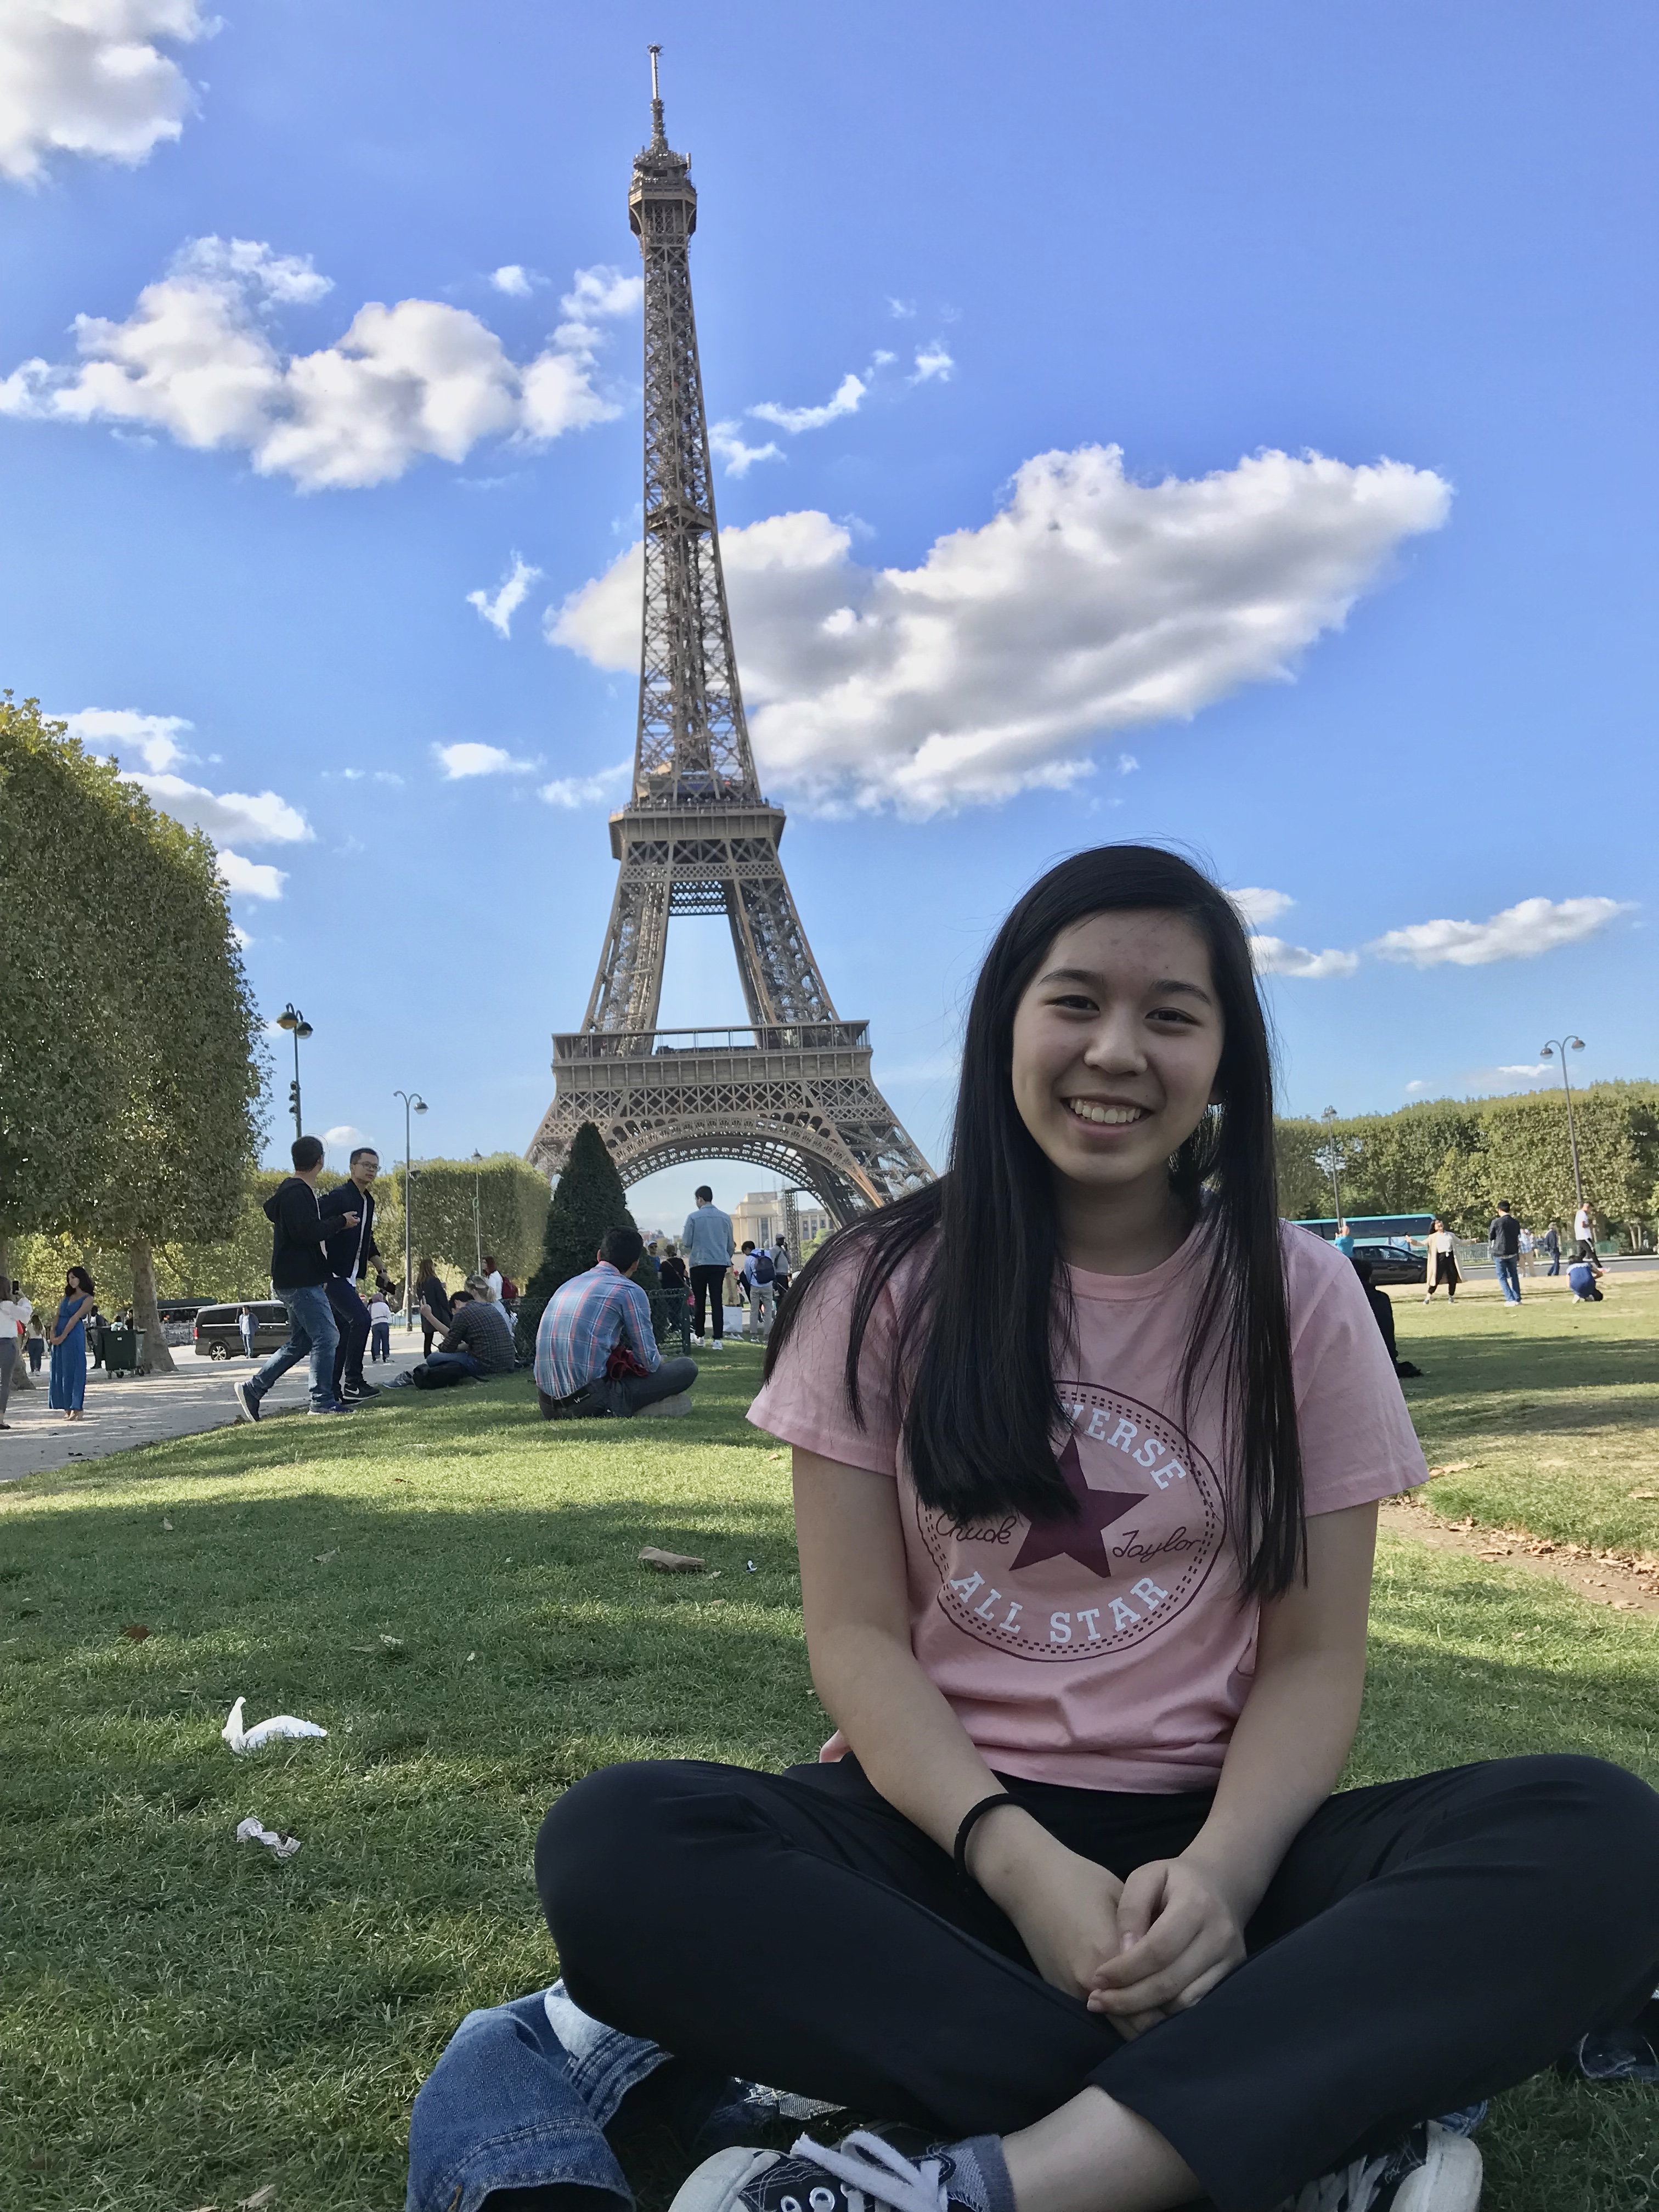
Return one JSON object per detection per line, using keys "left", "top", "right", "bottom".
{"left": 731, "top": 1190, "right": 829, "bottom": 1255}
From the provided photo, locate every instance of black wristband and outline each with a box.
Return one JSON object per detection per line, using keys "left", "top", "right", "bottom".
{"left": 953, "top": 1792, "right": 1020, "bottom": 1884}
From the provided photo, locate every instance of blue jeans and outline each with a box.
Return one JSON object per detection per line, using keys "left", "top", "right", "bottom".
{"left": 425, "top": 1348, "right": 484, "bottom": 1382}
{"left": 405, "top": 1980, "right": 821, "bottom": 2212}
{"left": 247, "top": 1283, "right": 340, "bottom": 1412}
{"left": 370, "top": 1321, "right": 391, "bottom": 1361}
{"left": 327, "top": 1275, "right": 372, "bottom": 1393}
{"left": 1494, "top": 1257, "right": 1522, "bottom": 1303}
{"left": 591, "top": 1353, "right": 698, "bottom": 1418}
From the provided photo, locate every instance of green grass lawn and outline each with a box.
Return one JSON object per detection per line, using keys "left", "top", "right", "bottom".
{"left": 3, "top": 1329, "right": 1657, "bottom": 2212}
{"left": 1389, "top": 1272, "right": 1659, "bottom": 1555}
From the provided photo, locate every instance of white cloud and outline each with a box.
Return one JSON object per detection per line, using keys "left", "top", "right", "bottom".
{"left": 1497, "top": 1063, "right": 1552, "bottom": 1077}
{"left": 710, "top": 420, "right": 785, "bottom": 478}
{"left": 1370, "top": 896, "right": 1633, "bottom": 968}
{"left": 1116, "top": 752, "right": 1139, "bottom": 776}
{"left": 126, "top": 770, "right": 312, "bottom": 845}
{"left": 216, "top": 849, "right": 286, "bottom": 900}
{"left": 62, "top": 704, "right": 190, "bottom": 771}
{"left": 490, "top": 264, "right": 533, "bottom": 297}
{"left": 467, "top": 551, "right": 541, "bottom": 639}
{"left": 551, "top": 444, "right": 1450, "bottom": 814}
{"left": 1248, "top": 934, "right": 1360, "bottom": 980}
{"left": 887, "top": 297, "right": 916, "bottom": 319}
{"left": 749, "top": 371, "right": 867, "bottom": 436}
{"left": 709, "top": 419, "right": 784, "bottom": 478}
{"left": 322, "top": 1123, "right": 370, "bottom": 1158}
{"left": 373, "top": 769, "right": 403, "bottom": 786}
{"left": 1405, "top": 1079, "right": 1426, "bottom": 1094}
{"left": 539, "top": 759, "right": 631, "bottom": 809}
{"left": 433, "top": 741, "right": 537, "bottom": 780}
{"left": 0, "top": 239, "right": 639, "bottom": 490}
{"left": 0, "top": 0, "right": 211, "bottom": 185}
{"left": 911, "top": 342, "right": 953, "bottom": 384}
{"left": 1229, "top": 885, "right": 1296, "bottom": 929}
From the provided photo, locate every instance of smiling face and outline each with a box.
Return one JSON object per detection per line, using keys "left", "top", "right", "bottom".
{"left": 1009, "top": 909, "right": 1226, "bottom": 1205}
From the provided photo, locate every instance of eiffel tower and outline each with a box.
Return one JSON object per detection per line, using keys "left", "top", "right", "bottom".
{"left": 528, "top": 52, "right": 933, "bottom": 1226}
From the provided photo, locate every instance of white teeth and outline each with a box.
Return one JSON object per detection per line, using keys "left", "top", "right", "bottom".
{"left": 1065, "top": 1100, "right": 1146, "bottom": 1126}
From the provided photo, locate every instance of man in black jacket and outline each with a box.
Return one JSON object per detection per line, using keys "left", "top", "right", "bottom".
{"left": 233, "top": 1135, "right": 349, "bottom": 1420}
{"left": 1488, "top": 1199, "right": 1523, "bottom": 1305}
{"left": 320, "top": 1144, "right": 381, "bottom": 1404}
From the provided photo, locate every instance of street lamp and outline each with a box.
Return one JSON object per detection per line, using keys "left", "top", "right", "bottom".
{"left": 393, "top": 1089, "right": 428, "bottom": 1333}
{"left": 1317, "top": 1106, "right": 1346, "bottom": 1227}
{"left": 471, "top": 1150, "right": 484, "bottom": 1275}
{"left": 1538, "top": 1035, "right": 1587, "bottom": 1210}
{"left": 275, "top": 1003, "right": 313, "bottom": 1141}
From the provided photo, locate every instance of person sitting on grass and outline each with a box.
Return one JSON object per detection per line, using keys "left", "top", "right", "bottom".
{"left": 534, "top": 1226, "right": 698, "bottom": 1421}
{"left": 414, "top": 1273, "right": 518, "bottom": 1388}
{"left": 534, "top": 844, "right": 1659, "bottom": 2212}
{"left": 1351, "top": 1254, "right": 1423, "bottom": 1380}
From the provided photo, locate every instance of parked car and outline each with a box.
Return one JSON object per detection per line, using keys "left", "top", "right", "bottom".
{"left": 1352, "top": 1240, "right": 1427, "bottom": 1286}
{"left": 193, "top": 1300, "right": 289, "bottom": 1359}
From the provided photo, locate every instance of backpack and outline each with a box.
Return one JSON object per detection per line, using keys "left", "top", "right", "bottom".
{"left": 751, "top": 1251, "right": 774, "bottom": 1285}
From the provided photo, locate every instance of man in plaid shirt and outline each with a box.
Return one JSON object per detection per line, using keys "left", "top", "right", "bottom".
{"left": 534, "top": 1227, "right": 699, "bottom": 1420}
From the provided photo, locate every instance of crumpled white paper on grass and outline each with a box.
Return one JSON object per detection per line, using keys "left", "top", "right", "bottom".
{"left": 236, "top": 1816, "right": 301, "bottom": 1859}
{"left": 222, "top": 1695, "right": 328, "bottom": 1754}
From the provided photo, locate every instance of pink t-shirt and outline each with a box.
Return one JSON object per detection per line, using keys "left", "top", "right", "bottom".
{"left": 748, "top": 1221, "right": 1427, "bottom": 1793}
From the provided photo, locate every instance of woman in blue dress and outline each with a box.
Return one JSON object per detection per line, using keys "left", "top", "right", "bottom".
{"left": 49, "top": 1267, "right": 96, "bottom": 1419}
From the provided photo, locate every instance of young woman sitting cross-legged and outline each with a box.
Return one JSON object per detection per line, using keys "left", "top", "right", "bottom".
{"left": 537, "top": 845, "right": 1659, "bottom": 2212}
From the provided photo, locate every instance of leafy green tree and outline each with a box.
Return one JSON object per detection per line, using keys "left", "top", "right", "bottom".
{"left": 0, "top": 697, "right": 264, "bottom": 1368}
{"left": 515, "top": 1122, "right": 635, "bottom": 1357}
{"left": 375, "top": 1155, "right": 549, "bottom": 1287}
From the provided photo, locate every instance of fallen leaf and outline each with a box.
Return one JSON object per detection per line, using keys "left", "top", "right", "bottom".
{"left": 1426, "top": 1462, "right": 1474, "bottom": 1476}
{"left": 238, "top": 2187, "right": 279, "bottom": 2210}
{"left": 639, "top": 1546, "right": 706, "bottom": 1573}
{"left": 465, "top": 1651, "right": 477, "bottom": 1662}
{"left": 162, "top": 1517, "right": 174, "bottom": 1531}
{"left": 379, "top": 1634, "right": 404, "bottom": 1649}
{"left": 347, "top": 1644, "right": 380, "bottom": 1654}
{"left": 121, "top": 1623, "right": 151, "bottom": 1641}
{"left": 313, "top": 1549, "right": 338, "bottom": 1564}
{"left": 1630, "top": 1492, "right": 1659, "bottom": 1502}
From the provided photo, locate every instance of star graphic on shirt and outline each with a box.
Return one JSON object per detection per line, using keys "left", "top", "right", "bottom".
{"left": 1011, "top": 1435, "right": 1144, "bottom": 1579}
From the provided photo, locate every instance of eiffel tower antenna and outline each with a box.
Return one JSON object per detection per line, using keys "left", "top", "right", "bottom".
{"left": 528, "top": 56, "right": 933, "bottom": 1223}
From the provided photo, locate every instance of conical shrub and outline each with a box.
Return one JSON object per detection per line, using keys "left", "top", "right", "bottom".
{"left": 516, "top": 1122, "right": 636, "bottom": 1357}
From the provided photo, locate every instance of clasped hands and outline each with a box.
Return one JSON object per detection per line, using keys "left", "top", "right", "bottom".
{"left": 969, "top": 1810, "right": 1248, "bottom": 2039}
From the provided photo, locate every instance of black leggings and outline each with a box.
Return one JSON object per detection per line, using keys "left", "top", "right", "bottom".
{"left": 538, "top": 1752, "right": 1659, "bottom": 2212}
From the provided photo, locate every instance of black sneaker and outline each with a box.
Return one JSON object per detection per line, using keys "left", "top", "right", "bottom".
{"left": 671, "top": 2129, "right": 978, "bottom": 2212}
{"left": 340, "top": 1379, "right": 380, "bottom": 1401}
{"left": 233, "top": 1380, "right": 261, "bottom": 1423}
{"left": 1285, "top": 2122, "right": 1482, "bottom": 2212}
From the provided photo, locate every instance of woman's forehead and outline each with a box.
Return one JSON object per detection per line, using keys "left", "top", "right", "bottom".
{"left": 1040, "top": 908, "right": 1214, "bottom": 978}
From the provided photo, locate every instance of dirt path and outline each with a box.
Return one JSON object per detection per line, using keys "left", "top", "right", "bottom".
{"left": 1380, "top": 1498, "right": 1659, "bottom": 1616}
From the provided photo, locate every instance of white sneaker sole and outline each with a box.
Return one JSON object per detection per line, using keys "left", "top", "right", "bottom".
{"left": 670, "top": 2147, "right": 780, "bottom": 2212}
{"left": 638, "top": 1392, "right": 693, "bottom": 1418}
{"left": 1393, "top": 2131, "right": 1482, "bottom": 2212}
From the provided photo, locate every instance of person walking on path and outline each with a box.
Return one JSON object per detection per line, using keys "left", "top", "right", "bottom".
{"left": 740, "top": 1239, "right": 778, "bottom": 1341}
{"left": 772, "top": 1237, "right": 793, "bottom": 1299}
{"left": 681, "top": 1184, "right": 735, "bottom": 1350}
{"left": 238, "top": 1304, "right": 257, "bottom": 1358}
{"left": 1542, "top": 1220, "right": 1562, "bottom": 1277}
{"left": 0, "top": 1276, "right": 30, "bottom": 1426}
{"left": 26, "top": 1310, "right": 45, "bottom": 1375}
{"left": 1421, "top": 1218, "right": 1460, "bottom": 1302}
{"left": 534, "top": 1227, "right": 698, "bottom": 1420}
{"left": 536, "top": 844, "right": 1659, "bottom": 2212}
{"left": 320, "top": 1144, "right": 381, "bottom": 1404}
{"left": 233, "top": 1136, "right": 347, "bottom": 1422}
{"left": 415, "top": 1256, "right": 452, "bottom": 1357}
{"left": 368, "top": 1295, "right": 392, "bottom": 1362}
{"left": 48, "top": 1267, "right": 95, "bottom": 1419}
{"left": 1573, "top": 1201, "right": 1604, "bottom": 1275}
{"left": 1488, "top": 1200, "right": 1523, "bottom": 1304}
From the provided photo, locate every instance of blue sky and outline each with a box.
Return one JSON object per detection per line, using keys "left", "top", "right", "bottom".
{"left": 3, "top": 1, "right": 1653, "bottom": 1231}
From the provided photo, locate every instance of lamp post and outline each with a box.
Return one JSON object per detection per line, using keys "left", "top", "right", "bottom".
{"left": 1317, "top": 1106, "right": 1346, "bottom": 1227}
{"left": 275, "top": 1003, "right": 313, "bottom": 1141}
{"left": 1538, "top": 1035, "right": 1587, "bottom": 1211}
{"left": 471, "top": 1150, "right": 484, "bottom": 1275}
{"left": 393, "top": 1090, "right": 427, "bottom": 1334}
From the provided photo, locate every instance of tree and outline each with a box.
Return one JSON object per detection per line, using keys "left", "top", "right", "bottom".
{"left": 375, "top": 1155, "right": 549, "bottom": 1287}
{"left": 0, "top": 698, "right": 264, "bottom": 1368}
{"left": 515, "top": 1122, "right": 636, "bottom": 1357}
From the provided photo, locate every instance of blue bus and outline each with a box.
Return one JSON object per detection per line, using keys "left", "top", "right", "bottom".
{"left": 1294, "top": 1213, "right": 1436, "bottom": 1247}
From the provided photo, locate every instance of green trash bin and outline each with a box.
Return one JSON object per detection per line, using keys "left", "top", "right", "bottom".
{"left": 104, "top": 1327, "right": 146, "bottom": 1375}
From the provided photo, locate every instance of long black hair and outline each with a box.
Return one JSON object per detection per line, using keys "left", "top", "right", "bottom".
{"left": 765, "top": 844, "right": 1304, "bottom": 1601}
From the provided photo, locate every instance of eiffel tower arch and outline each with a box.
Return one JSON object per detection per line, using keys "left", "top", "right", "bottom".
{"left": 528, "top": 53, "right": 933, "bottom": 1227}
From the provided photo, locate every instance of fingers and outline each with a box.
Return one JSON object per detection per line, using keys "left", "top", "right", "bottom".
{"left": 1093, "top": 1886, "right": 1206, "bottom": 1991}
{"left": 1114, "top": 1860, "right": 1167, "bottom": 1946}
{"left": 1098, "top": 1930, "right": 1245, "bottom": 2017}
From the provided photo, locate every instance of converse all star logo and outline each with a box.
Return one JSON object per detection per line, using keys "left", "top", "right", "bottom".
{"left": 914, "top": 1383, "right": 1226, "bottom": 1659}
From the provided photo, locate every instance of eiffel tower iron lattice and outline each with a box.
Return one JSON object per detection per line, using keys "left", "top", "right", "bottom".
{"left": 528, "top": 54, "right": 933, "bottom": 1226}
